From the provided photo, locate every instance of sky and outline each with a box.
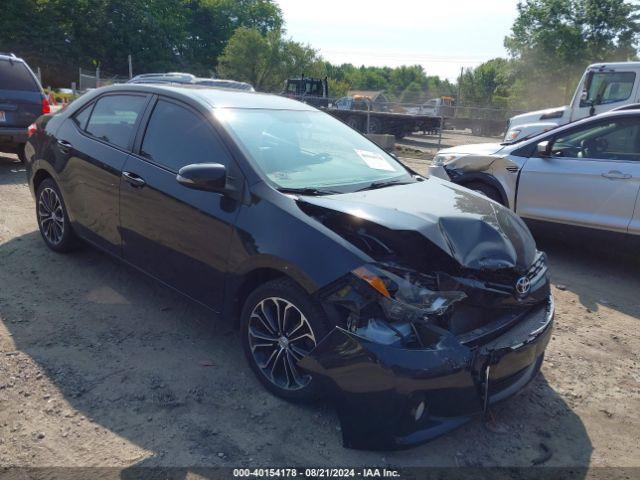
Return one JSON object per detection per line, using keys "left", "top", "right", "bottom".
{"left": 275, "top": 0, "right": 520, "bottom": 81}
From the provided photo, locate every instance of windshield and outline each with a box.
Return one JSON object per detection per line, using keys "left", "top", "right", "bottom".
{"left": 215, "top": 109, "right": 411, "bottom": 191}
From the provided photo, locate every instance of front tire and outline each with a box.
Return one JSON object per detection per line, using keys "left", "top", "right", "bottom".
{"left": 36, "top": 178, "right": 77, "bottom": 252}
{"left": 240, "top": 278, "right": 330, "bottom": 403}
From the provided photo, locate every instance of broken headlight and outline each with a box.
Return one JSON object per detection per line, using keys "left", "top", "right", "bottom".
{"left": 352, "top": 265, "right": 466, "bottom": 323}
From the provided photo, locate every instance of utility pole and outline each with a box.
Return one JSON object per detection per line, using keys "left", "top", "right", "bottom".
{"left": 457, "top": 66, "right": 463, "bottom": 105}
{"left": 128, "top": 54, "right": 133, "bottom": 79}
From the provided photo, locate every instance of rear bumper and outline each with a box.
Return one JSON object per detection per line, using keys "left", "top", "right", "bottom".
{"left": 299, "top": 297, "right": 553, "bottom": 450}
{"left": 0, "top": 127, "right": 28, "bottom": 149}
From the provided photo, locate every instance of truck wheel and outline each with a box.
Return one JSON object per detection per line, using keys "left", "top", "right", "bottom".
{"left": 346, "top": 115, "right": 361, "bottom": 131}
{"left": 464, "top": 181, "right": 504, "bottom": 205}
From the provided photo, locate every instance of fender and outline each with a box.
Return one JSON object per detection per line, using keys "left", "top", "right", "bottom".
{"left": 446, "top": 170, "right": 510, "bottom": 209}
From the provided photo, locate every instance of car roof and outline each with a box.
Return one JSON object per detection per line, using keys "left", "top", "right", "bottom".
{"left": 84, "top": 83, "right": 316, "bottom": 111}
{"left": 512, "top": 108, "right": 640, "bottom": 149}
{"left": 587, "top": 61, "right": 640, "bottom": 70}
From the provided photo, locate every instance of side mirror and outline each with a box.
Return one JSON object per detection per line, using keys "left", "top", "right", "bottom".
{"left": 177, "top": 163, "right": 227, "bottom": 192}
{"left": 536, "top": 140, "right": 552, "bottom": 157}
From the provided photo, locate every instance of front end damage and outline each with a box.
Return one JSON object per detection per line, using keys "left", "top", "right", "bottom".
{"left": 295, "top": 185, "right": 554, "bottom": 449}
{"left": 301, "top": 265, "right": 553, "bottom": 450}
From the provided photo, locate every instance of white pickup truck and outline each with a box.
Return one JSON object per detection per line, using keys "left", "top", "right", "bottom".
{"left": 505, "top": 61, "right": 640, "bottom": 142}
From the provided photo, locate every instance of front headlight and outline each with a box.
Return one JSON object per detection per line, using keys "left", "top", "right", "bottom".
{"left": 432, "top": 153, "right": 468, "bottom": 167}
{"left": 352, "top": 265, "right": 466, "bottom": 323}
{"left": 504, "top": 129, "right": 521, "bottom": 142}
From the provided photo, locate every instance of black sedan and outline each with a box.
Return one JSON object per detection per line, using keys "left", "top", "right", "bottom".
{"left": 24, "top": 84, "right": 553, "bottom": 450}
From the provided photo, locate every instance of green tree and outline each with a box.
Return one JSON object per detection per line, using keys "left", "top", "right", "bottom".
{"left": 0, "top": 0, "right": 283, "bottom": 86}
{"left": 217, "top": 27, "right": 322, "bottom": 91}
{"left": 505, "top": 0, "right": 640, "bottom": 104}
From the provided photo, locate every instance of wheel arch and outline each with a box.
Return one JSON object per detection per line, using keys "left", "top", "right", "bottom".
{"left": 450, "top": 171, "right": 510, "bottom": 208}
{"left": 32, "top": 168, "right": 54, "bottom": 193}
{"left": 224, "top": 262, "right": 317, "bottom": 329}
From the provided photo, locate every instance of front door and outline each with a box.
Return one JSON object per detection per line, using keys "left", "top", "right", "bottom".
{"left": 119, "top": 97, "right": 240, "bottom": 310}
{"left": 517, "top": 115, "right": 640, "bottom": 233}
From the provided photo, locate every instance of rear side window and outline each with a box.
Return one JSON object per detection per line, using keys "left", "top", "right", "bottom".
{"left": 85, "top": 95, "right": 147, "bottom": 149}
{"left": 0, "top": 60, "right": 39, "bottom": 91}
{"left": 72, "top": 105, "right": 93, "bottom": 130}
{"left": 140, "top": 99, "right": 230, "bottom": 171}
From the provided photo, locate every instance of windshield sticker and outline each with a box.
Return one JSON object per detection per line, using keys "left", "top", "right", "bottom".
{"left": 355, "top": 149, "right": 395, "bottom": 171}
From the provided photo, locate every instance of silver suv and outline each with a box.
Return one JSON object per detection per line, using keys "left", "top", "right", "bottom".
{"left": 429, "top": 109, "right": 640, "bottom": 236}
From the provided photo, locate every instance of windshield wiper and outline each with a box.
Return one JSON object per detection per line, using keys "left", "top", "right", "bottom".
{"left": 276, "top": 187, "right": 341, "bottom": 196}
{"left": 356, "top": 178, "right": 412, "bottom": 192}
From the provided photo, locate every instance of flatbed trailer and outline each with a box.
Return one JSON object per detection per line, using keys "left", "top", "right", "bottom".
{"left": 443, "top": 116, "right": 508, "bottom": 137}
{"left": 324, "top": 108, "right": 441, "bottom": 139}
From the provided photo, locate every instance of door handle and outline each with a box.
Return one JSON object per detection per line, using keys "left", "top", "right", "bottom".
{"left": 602, "top": 170, "right": 632, "bottom": 180}
{"left": 122, "top": 171, "right": 146, "bottom": 188}
{"left": 57, "top": 139, "right": 73, "bottom": 152}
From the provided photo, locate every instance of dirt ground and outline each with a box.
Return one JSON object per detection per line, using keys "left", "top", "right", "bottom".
{"left": 1, "top": 132, "right": 639, "bottom": 473}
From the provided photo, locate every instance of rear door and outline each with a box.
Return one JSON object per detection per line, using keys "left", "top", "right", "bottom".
{"left": 119, "top": 97, "right": 241, "bottom": 310}
{"left": 517, "top": 115, "right": 640, "bottom": 232}
{"left": 54, "top": 93, "right": 150, "bottom": 254}
{"left": 0, "top": 59, "right": 43, "bottom": 128}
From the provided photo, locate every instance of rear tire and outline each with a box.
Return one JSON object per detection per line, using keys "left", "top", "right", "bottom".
{"left": 464, "top": 181, "right": 504, "bottom": 205}
{"left": 36, "top": 178, "right": 78, "bottom": 253}
{"left": 240, "top": 277, "right": 331, "bottom": 403}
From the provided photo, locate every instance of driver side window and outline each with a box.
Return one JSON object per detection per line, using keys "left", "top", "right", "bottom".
{"left": 550, "top": 117, "right": 640, "bottom": 161}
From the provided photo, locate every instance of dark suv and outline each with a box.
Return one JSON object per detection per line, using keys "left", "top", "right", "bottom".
{"left": 25, "top": 84, "right": 553, "bottom": 450}
{"left": 0, "top": 53, "right": 49, "bottom": 161}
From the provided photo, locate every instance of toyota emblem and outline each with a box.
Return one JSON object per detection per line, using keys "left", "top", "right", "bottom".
{"left": 515, "top": 276, "right": 531, "bottom": 297}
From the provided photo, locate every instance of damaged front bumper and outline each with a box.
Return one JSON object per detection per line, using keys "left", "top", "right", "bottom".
{"left": 299, "top": 297, "right": 554, "bottom": 450}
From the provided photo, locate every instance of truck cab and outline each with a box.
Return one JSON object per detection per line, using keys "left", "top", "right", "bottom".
{"left": 505, "top": 62, "right": 640, "bottom": 142}
{"left": 283, "top": 76, "right": 329, "bottom": 108}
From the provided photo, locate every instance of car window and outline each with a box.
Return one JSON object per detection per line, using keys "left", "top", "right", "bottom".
{"left": 581, "top": 72, "right": 636, "bottom": 107}
{"left": 0, "top": 60, "right": 40, "bottom": 91}
{"left": 216, "top": 109, "right": 410, "bottom": 191}
{"left": 140, "top": 99, "right": 230, "bottom": 171}
{"left": 551, "top": 117, "right": 640, "bottom": 161}
{"left": 85, "top": 95, "right": 147, "bottom": 149}
{"left": 72, "top": 105, "right": 93, "bottom": 130}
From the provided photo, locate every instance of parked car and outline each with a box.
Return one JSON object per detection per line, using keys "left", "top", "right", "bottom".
{"left": 429, "top": 109, "right": 640, "bottom": 238}
{"left": 25, "top": 84, "right": 553, "bottom": 450}
{"left": 128, "top": 73, "right": 255, "bottom": 92}
{"left": 0, "top": 53, "right": 49, "bottom": 161}
{"left": 194, "top": 78, "right": 254, "bottom": 91}
{"left": 505, "top": 62, "right": 640, "bottom": 142}
{"left": 127, "top": 72, "right": 197, "bottom": 85}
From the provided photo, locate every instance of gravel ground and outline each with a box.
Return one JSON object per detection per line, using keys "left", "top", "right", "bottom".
{"left": 1, "top": 138, "right": 639, "bottom": 473}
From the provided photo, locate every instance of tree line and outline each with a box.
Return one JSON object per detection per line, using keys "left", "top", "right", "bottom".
{"left": 1, "top": 0, "right": 638, "bottom": 110}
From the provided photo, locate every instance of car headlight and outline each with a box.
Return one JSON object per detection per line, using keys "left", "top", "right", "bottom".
{"left": 352, "top": 265, "right": 466, "bottom": 323}
{"left": 504, "top": 129, "right": 521, "bottom": 142}
{"left": 431, "top": 153, "right": 468, "bottom": 167}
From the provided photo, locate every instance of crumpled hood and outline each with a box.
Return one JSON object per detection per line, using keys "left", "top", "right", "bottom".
{"left": 437, "top": 142, "right": 504, "bottom": 157}
{"left": 299, "top": 178, "right": 537, "bottom": 272}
